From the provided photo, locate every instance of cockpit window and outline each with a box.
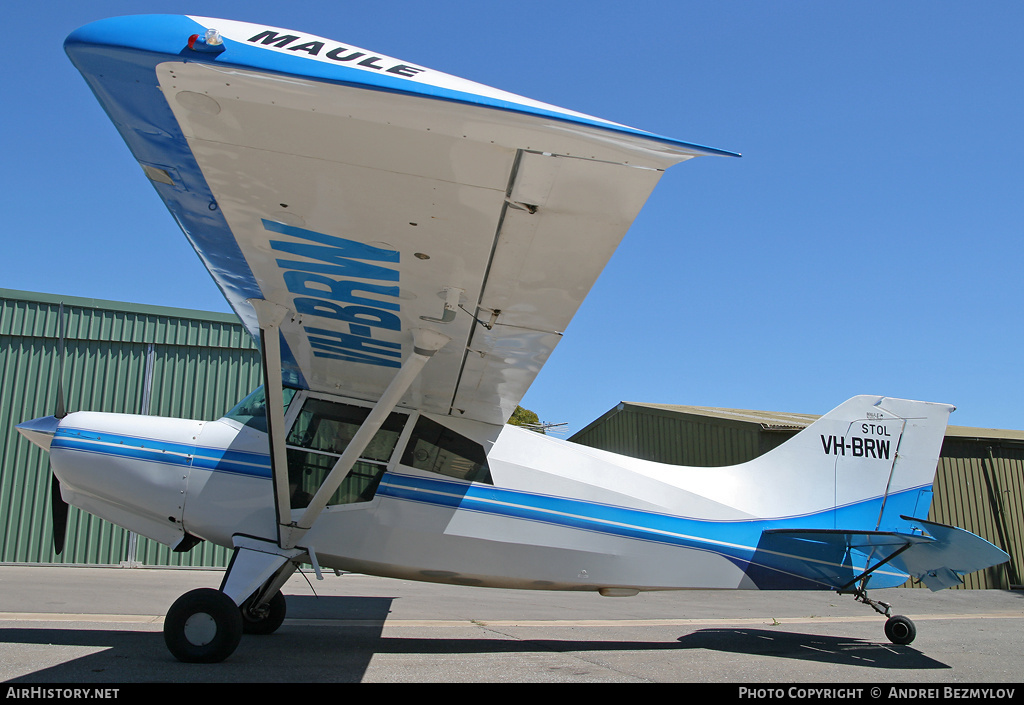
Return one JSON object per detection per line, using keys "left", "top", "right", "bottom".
{"left": 285, "top": 398, "right": 405, "bottom": 508}
{"left": 286, "top": 398, "right": 402, "bottom": 462}
{"left": 401, "top": 415, "right": 492, "bottom": 484}
{"left": 224, "top": 386, "right": 298, "bottom": 432}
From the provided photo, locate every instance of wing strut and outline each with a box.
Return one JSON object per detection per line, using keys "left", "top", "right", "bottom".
{"left": 279, "top": 326, "right": 451, "bottom": 550}
{"left": 250, "top": 300, "right": 451, "bottom": 550}
{"left": 249, "top": 299, "right": 294, "bottom": 547}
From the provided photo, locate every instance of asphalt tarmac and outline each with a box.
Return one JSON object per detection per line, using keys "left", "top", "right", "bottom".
{"left": 0, "top": 565, "right": 1021, "bottom": 685}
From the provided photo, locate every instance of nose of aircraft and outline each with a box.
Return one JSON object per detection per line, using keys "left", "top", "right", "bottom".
{"left": 16, "top": 415, "right": 62, "bottom": 451}
{"left": 16, "top": 414, "right": 70, "bottom": 554}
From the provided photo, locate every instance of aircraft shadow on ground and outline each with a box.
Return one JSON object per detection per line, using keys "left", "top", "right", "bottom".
{"left": 2, "top": 595, "right": 395, "bottom": 683}
{"left": 2, "top": 596, "right": 949, "bottom": 682}
{"left": 675, "top": 628, "right": 949, "bottom": 670}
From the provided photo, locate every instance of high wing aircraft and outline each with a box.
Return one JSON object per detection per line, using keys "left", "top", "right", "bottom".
{"left": 16, "top": 15, "right": 1008, "bottom": 663}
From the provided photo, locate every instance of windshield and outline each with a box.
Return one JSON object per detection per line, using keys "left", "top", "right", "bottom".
{"left": 223, "top": 386, "right": 298, "bottom": 432}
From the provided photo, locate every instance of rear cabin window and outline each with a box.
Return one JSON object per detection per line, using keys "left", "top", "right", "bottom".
{"left": 401, "top": 416, "right": 492, "bottom": 484}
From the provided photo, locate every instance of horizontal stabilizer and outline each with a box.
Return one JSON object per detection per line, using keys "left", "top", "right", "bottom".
{"left": 756, "top": 518, "right": 1008, "bottom": 591}
{"left": 894, "top": 516, "right": 1011, "bottom": 590}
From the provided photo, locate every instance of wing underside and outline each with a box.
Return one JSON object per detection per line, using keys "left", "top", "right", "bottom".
{"left": 66, "top": 15, "right": 733, "bottom": 424}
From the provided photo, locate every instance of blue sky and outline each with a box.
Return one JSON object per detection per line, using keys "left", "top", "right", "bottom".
{"left": 4, "top": 2, "right": 1022, "bottom": 434}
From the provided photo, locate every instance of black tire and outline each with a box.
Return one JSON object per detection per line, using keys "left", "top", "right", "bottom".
{"left": 884, "top": 614, "right": 917, "bottom": 645}
{"left": 163, "top": 588, "right": 243, "bottom": 663}
{"left": 240, "top": 589, "right": 287, "bottom": 635}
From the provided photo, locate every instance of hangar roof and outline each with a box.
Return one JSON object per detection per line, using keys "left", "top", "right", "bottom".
{"left": 612, "top": 401, "right": 1024, "bottom": 443}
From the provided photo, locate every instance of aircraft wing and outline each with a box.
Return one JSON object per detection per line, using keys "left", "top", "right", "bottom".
{"left": 757, "top": 517, "right": 1009, "bottom": 591}
{"left": 65, "top": 15, "right": 736, "bottom": 425}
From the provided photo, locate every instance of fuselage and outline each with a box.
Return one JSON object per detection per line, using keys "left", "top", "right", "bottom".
{"left": 33, "top": 388, "right": 930, "bottom": 592}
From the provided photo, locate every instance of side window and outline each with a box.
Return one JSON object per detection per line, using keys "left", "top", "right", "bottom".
{"left": 285, "top": 398, "right": 405, "bottom": 508}
{"left": 286, "top": 399, "right": 399, "bottom": 462}
{"left": 401, "top": 416, "right": 492, "bottom": 484}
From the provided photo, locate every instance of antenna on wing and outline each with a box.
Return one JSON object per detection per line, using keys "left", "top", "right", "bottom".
{"left": 521, "top": 421, "right": 569, "bottom": 436}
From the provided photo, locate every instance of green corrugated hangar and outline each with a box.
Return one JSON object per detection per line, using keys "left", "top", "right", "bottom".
{"left": 0, "top": 289, "right": 261, "bottom": 567}
{"left": 2, "top": 288, "right": 1021, "bottom": 591}
{"left": 571, "top": 402, "right": 1024, "bottom": 589}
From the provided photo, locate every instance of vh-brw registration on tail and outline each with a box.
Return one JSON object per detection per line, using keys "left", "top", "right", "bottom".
{"left": 17, "top": 15, "right": 1007, "bottom": 663}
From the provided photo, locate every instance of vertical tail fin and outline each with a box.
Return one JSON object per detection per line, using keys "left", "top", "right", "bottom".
{"left": 752, "top": 395, "right": 954, "bottom": 530}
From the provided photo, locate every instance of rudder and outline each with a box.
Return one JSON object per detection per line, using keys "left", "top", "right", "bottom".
{"left": 752, "top": 396, "right": 954, "bottom": 530}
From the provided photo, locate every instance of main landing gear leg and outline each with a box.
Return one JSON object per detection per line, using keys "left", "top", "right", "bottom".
{"left": 240, "top": 561, "right": 297, "bottom": 636}
{"left": 163, "top": 537, "right": 303, "bottom": 663}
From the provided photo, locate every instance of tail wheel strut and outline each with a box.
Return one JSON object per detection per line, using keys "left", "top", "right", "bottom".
{"left": 841, "top": 582, "right": 918, "bottom": 646}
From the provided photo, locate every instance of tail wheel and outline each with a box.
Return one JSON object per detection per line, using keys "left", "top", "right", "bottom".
{"left": 163, "top": 588, "right": 243, "bottom": 663}
{"left": 884, "top": 614, "right": 917, "bottom": 645}
{"left": 241, "top": 589, "right": 287, "bottom": 635}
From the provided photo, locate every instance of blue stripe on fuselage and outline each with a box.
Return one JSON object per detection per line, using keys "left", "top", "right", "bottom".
{"left": 376, "top": 473, "right": 916, "bottom": 589}
{"left": 52, "top": 427, "right": 272, "bottom": 478}
{"left": 51, "top": 425, "right": 917, "bottom": 587}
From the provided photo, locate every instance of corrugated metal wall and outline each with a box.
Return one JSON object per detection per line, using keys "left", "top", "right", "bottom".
{"left": 930, "top": 439, "right": 1024, "bottom": 589}
{"left": 571, "top": 403, "right": 793, "bottom": 465}
{"left": 571, "top": 403, "right": 1023, "bottom": 589}
{"left": 0, "top": 289, "right": 261, "bottom": 567}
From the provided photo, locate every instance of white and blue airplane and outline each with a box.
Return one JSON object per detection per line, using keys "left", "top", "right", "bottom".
{"left": 17, "top": 15, "right": 1008, "bottom": 663}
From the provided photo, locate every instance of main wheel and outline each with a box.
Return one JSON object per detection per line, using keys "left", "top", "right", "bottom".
{"left": 240, "top": 589, "right": 287, "bottom": 635}
{"left": 884, "top": 614, "right": 917, "bottom": 645}
{"left": 163, "top": 588, "right": 243, "bottom": 663}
